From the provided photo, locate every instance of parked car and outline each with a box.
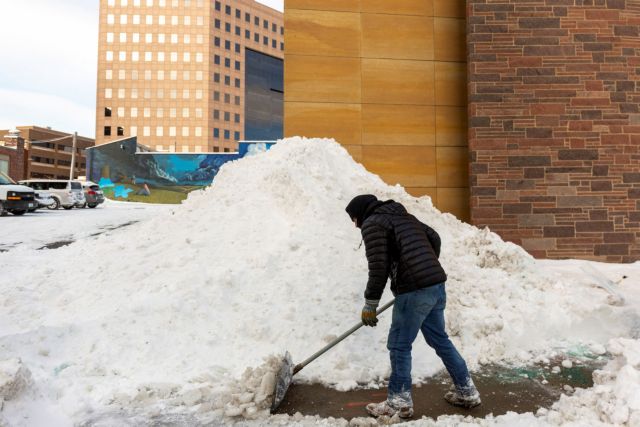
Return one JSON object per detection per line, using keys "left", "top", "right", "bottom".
{"left": 19, "top": 179, "right": 86, "bottom": 210}
{"left": 31, "top": 190, "right": 55, "bottom": 211}
{"left": 80, "top": 181, "right": 105, "bottom": 208}
{"left": 0, "top": 172, "right": 37, "bottom": 216}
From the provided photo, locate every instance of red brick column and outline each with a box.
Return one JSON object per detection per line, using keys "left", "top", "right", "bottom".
{"left": 468, "top": 0, "right": 640, "bottom": 262}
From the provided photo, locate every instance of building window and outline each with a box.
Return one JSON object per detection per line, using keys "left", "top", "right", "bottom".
{"left": 235, "top": 43, "right": 240, "bottom": 53}
{"left": 184, "top": 16, "right": 191, "bottom": 25}
{"left": 117, "top": 127, "right": 125, "bottom": 136}
{"left": 224, "top": 111, "right": 230, "bottom": 121}
{"left": 144, "top": 107, "right": 151, "bottom": 117}
{"left": 245, "top": 12, "right": 250, "bottom": 22}
{"left": 234, "top": 78, "right": 240, "bottom": 88}
{"left": 182, "top": 107, "right": 189, "bottom": 117}
{"left": 254, "top": 16, "right": 259, "bottom": 26}
{"left": 263, "top": 19, "right": 268, "bottom": 29}
{"left": 214, "top": 73, "right": 220, "bottom": 83}
{"left": 195, "top": 89, "right": 202, "bottom": 99}
{"left": 214, "top": 36, "right": 220, "bottom": 47}
{"left": 145, "top": 33, "right": 152, "bottom": 43}
{"left": 235, "top": 8, "right": 240, "bottom": 18}
{"left": 214, "top": 1, "right": 220, "bottom": 11}
{"left": 214, "top": 55, "right": 220, "bottom": 64}
{"left": 215, "top": 18, "right": 220, "bottom": 28}
{"left": 280, "top": 42, "right": 284, "bottom": 51}
{"left": 245, "top": 29, "right": 250, "bottom": 39}
{"left": 213, "top": 128, "right": 219, "bottom": 138}
{"left": 107, "top": 14, "right": 115, "bottom": 24}
{"left": 105, "top": 107, "right": 112, "bottom": 117}
{"left": 169, "top": 108, "right": 176, "bottom": 117}
{"left": 224, "top": 130, "right": 230, "bottom": 140}
{"left": 117, "top": 107, "right": 125, "bottom": 117}
{"left": 130, "top": 126, "right": 137, "bottom": 136}
{"left": 280, "top": 26, "right": 284, "bottom": 35}
{"left": 195, "top": 108, "right": 203, "bottom": 118}
{"left": 225, "top": 40, "right": 230, "bottom": 50}
{"left": 184, "top": 34, "right": 190, "bottom": 43}
{"left": 106, "top": 51, "right": 114, "bottom": 61}
{"left": 157, "top": 107, "right": 164, "bottom": 117}
{"left": 169, "top": 127, "right": 176, "bottom": 136}
{"left": 156, "top": 127, "right": 164, "bottom": 136}
{"left": 225, "top": 93, "right": 231, "bottom": 103}
{"left": 197, "top": 16, "right": 203, "bottom": 25}
{"left": 120, "top": 14, "right": 128, "bottom": 24}
{"left": 171, "top": 15, "right": 178, "bottom": 25}
{"left": 159, "top": 15, "right": 166, "bottom": 24}
{"left": 235, "top": 95, "right": 240, "bottom": 105}
{"left": 104, "top": 126, "right": 111, "bottom": 136}
{"left": 225, "top": 22, "right": 230, "bottom": 32}
{"left": 143, "top": 127, "right": 151, "bottom": 137}
{"left": 214, "top": 91, "right": 220, "bottom": 101}
{"left": 272, "top": 23, "right": 277, "bottom": 32}
{"left": 106, "top": 33, "right": 114, "bottom": 43}
{"left": 235, "top": 26, "right": 240, "bottom": 36}
{"left": 131, "top": 107, "right": 138, "bottom": 117}
{"left": 225, "top": 4, "right": 230, "bottom": 15}
{"left": 234, "top": 131, "right": 240, "bottom": 140}
{"left": 263, "top": 36, "right": 268, "bottom": 46}
{"left": 234, "top": 113, "right": 240, "bottom": 123}
{"left": 213, "top": 147, "right": 220, "bottom": 152}
{"left": 235, "top": 60, "right": 240, "bottom": 70}
{"left": 224, "top": 57, "right": 230, "bottom": 67}
{"left": 195, "top": 127, "right": 202, "bottom": 137}
{"left": 254, "top": 33, "right": 259, "bottom": 42}
{"left": 213, "top": 109, "right": 220, "bottom": 119}
{"left": 196, "top": 71, "right": 203, "bottom": 80}
{"left": 105, "top": 88, "right": 112, "bottom": 98}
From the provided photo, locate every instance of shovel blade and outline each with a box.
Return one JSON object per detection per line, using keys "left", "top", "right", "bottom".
{"left": 270, "top": 351, "right": 294, "bottom": 413}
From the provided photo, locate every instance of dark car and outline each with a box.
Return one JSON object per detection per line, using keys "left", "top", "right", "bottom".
{"left": 81, "top": 181, "right": 105, "bottom": 208}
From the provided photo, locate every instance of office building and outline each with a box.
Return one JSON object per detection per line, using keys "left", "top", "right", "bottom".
{"left": 96, "top": 0, "right": 283, "bottom": 153}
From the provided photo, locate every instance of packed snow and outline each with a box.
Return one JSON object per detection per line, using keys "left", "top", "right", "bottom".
{"left": 0, "top": 137, "right": 638, "bottom": 426}
{"left": 0, "top": 200, "right": 173, "bottom": 251}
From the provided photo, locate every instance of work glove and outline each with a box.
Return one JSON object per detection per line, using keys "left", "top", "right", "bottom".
{"left": 361, "top": 299, "right": 380, "bottom": 327}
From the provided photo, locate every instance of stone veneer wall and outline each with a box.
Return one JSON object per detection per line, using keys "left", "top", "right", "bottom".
{"left": 468, "top": 0, "right": 640, "bottom": 262}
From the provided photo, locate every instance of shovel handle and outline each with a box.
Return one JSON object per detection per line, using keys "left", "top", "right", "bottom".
{"left": 293, "top": 299, "right": 395, "bottom": 375}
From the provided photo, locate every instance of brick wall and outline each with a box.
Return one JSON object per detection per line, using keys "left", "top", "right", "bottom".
{"left": 468, "top": 0, "right": 640, "bottom": 262}
{"left": 0, "top": 139, "right": 25, "bottom": 181}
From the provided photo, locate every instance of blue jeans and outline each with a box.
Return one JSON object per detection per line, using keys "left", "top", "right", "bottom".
{"left": 386, "top": 283, "right": 470, "bottom": 405}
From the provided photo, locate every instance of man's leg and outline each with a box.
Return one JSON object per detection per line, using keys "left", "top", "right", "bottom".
{"left": 420, "top": 284, "right": 480, "bottom": 408}
{"left": 366, "top": 292, "right": 427, "bottom": 418}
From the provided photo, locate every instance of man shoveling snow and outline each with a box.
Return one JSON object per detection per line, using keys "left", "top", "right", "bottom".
{"left": 345, "top": 194, "right": 481, "bottom": 419}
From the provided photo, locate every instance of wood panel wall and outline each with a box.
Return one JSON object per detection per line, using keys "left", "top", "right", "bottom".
{"left": 283, "top": 0, "right": 469, "bottom": 221}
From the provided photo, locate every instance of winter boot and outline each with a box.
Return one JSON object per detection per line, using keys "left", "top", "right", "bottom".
{"left": 444, "top": 379, "right": 481, "bottom": 409}
{"left": 366, "top": 400, "right": 414, "bottom": 419}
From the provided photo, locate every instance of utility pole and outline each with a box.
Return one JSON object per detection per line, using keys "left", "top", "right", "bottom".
{"left": 69, "top": 131, "right": 77, "bottom": 180}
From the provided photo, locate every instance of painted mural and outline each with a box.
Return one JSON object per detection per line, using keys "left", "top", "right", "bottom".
{"left": 86, "top": 138, "right": 275, "bottom": 203}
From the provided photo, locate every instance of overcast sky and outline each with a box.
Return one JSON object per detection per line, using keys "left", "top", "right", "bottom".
{"left": 0, "top": 0, "right": 284, "bottom": 138}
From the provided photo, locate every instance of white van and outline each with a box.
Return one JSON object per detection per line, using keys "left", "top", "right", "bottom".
{"left": 0, "top": 172, "right": 37, "bottom": 216}
{"left": 19, "top": 179, "right": 86, "bottom": 210}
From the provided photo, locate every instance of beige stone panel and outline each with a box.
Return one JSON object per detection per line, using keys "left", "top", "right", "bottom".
{"left": 285, "top": 0, "right": 360, "bottom": 12}
{"left": 343, "top": 145, "right": 363, "bottom": 162}
{"left": 284, "top": 102, "right": 361, "bottom": 146}
{"left": 361, "top": 0, "right": 433, "bottom": 16}
{"left": 285, "top": 55, "right": 361, "bottom": 103}
{"left": 405, "top": 187, "right": 438, "bottom": 205}
{"left": 436, "top": 106, "right": 467, "bottom": 146}
{"left": 434, "top": 18, "right": 466, "bottom": 62}
{"left": 434, "top": 0, "right": 466, "bottom": 17}
{"left": 361, "top": 14, "right": 433, "bottom": 61}
{"left": 362, "top": 104, "right": 435, "bottom": 146}
{"left": 362, "top": 59, "right": 434, "bottom": 105}
{"left": 436, "top": 187, "right": 470, "bottom": 222}
{"left": 361, "top": 145, "right": 436, "bottom": 187}
{"left": 285, "top": 9, "right": 361, "bottom": 57}
{"left": 435, "top": 62, "right": 467, "bottom": 106}
{"left": 436, "top": 146, "right": 469, "bottom": 188}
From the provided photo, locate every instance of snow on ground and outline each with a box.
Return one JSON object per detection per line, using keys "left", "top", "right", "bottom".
{"left": 0, "top": 137, "right": 638, "bottom": 426}
{"left": 0, "top": 200, "right": 173, "bottom": 251}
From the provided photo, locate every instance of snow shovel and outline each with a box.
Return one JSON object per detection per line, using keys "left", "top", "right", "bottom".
{"left": 270, "top": 299, "right": 395, "bottom": 413}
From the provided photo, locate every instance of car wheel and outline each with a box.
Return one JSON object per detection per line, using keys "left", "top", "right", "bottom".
{"left": 28, "top": 208, "right": 36, "bottom": 213}
{"left": 10, "top": 210, "right": 26, "bottom": 216}
{"left": 82, "top": 202, "right": 87, "bottom": 208}
{"left": 48, "top": 197, "right": 60, "bottom": 210}
{"left": 0, "top": 202, "right": 5, "bottom": 216}
{"left": 88, "top": 204, "right": 97, "bottom": 208}
{"left": 63, "top": 205, "right": 73, "bottom": 210}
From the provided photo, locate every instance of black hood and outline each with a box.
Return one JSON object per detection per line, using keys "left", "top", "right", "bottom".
{"left": 346, "top": 195, "right": 400, "bottom": 228}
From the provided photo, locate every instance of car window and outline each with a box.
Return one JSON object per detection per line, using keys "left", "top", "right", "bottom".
{"left": 49, "top": 182, "right": 68, "bottom": 190}
{"left": 89, "top": 185, "right": 100, "bottom": 191}
{"left": 70, "top": 182, "right": 82, "bottom": 190}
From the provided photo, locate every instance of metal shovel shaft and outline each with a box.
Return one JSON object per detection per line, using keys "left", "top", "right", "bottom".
{"left": 293, "top": 299, "right": 395, "bottom": 374}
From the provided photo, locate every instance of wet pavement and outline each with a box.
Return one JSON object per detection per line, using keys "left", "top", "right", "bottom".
{"left": 275, "top": 361, "right": 604, "bottom": 420}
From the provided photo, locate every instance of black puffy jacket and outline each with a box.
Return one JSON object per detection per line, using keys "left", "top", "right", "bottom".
{"left": 360, "top": 201, "right": 447, "bottom": 300}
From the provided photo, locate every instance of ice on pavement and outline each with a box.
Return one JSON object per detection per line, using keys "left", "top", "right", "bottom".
{"left": 0, "top": 137, "right": 639, "bottom": 426}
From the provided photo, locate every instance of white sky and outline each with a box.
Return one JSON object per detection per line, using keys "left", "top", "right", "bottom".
{"left": 0, "top": 0, "right": 284, "bottom": 139}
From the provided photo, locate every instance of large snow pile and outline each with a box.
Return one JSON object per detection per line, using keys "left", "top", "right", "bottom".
{"left": 0, "top": 137, "right": 638, "bottom": 425}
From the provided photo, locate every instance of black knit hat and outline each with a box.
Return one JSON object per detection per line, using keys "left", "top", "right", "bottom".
{"left": 345, "top": 194, "right": 378, "bottom": 228}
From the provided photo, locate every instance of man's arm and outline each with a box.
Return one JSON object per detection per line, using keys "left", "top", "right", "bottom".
{"left": 361, "top": 222, "right": 391, "bottom": 301}
{"left": 421, "top": 222, "right": 442, "bottom": 258}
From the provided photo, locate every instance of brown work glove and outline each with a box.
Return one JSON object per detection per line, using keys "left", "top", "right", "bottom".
{"left": 361, "top": 299, "right": 379, "bottom": 327}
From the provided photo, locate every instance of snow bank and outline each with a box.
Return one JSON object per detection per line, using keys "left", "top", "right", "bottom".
{"left": 0, "top": 137, "right": 638, "bottom": 425}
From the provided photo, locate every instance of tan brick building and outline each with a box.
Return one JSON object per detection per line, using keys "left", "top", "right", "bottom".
{"left": 96, "top": 0, "right": 283, "bottom": 153}
{"left": 0, "top": 126, "right": 94, "bottom": 180}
